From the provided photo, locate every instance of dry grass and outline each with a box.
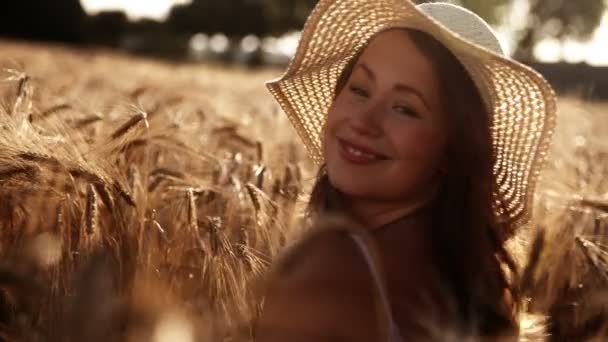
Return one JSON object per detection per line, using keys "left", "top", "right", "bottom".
{"left": 519, "top": 98, "right": 608, "bottom": 341}
{"left": 0, "top": 39, "right": 605, "bottom": 341}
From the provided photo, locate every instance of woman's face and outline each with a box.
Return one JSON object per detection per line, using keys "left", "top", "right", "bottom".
{"left": 323, "top": 29, "right": 448, "bottom": 205}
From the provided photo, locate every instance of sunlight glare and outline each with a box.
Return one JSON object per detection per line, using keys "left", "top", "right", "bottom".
{"left": 80, "top": 0, "right": 191, "bottom": 21}
{"left": 562, "top": 40, "right": 587, "bottom": 64}
{"left": 534, "top": 38, "right": 561, "bottom": 63}
{"left": 586, "top": 14, "right": 608, "bottom": 66}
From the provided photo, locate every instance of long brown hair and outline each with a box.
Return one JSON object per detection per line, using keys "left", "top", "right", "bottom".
{"left": 306, "top": 29, "right": 520, "bottom": 337}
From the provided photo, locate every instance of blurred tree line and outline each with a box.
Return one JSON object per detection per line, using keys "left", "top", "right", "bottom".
{"left": 0, "top": 0, "right": 605, "bottom": 63}
{"left": 0, "top": 0, "right": 86, "bottom": 43}
{"left": 430, "top": 0, "right": 607, "bottom": 61}
{"left": 167, "top": 0, "right": 607, "bottom": 61}
{"left": 166, "top": 0, "right": 316, "bottom": 35}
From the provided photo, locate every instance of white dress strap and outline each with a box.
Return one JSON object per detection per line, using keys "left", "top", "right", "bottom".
{"left": 348, "top": 232, "right": 404, "bottom": 342}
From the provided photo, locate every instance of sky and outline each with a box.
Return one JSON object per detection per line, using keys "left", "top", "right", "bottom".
{"left": 80, "top": 0, "right": 191, "bottom": 21}
{"left": 79, "top": 0, "right": 608, "bottom": 65}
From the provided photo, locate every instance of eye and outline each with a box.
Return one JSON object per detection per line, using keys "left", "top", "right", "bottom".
{"left": 393, "top": 105, "right": 419, "bottom": 117}
{"left": 348, "top": 85, "right": 369, "bottom": 98}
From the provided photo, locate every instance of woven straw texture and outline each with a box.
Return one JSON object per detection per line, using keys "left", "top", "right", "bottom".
{"left": 266, "top": 0, "right": 557, "bottom": 231}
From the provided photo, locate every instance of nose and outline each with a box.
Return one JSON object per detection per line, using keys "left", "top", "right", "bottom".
{"left": 349, "top": 100, "right": 383, "bottom": 137}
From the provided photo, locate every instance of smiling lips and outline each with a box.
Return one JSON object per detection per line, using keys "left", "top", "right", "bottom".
{"left": 338, "top": 138, "right": 388, "bottom": 164}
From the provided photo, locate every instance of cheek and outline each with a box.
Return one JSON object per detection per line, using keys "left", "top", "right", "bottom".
{"left": 326, "top": 98, "right": 349, "bottom": 128}
{"left": 388, "top": 124, "right": 446, "bottom": 169}
{"left": 322, "top": 101, "right": 348, "bottom": 158}
{"left": 322, "top": 111, "right": 335, "bottom": 160}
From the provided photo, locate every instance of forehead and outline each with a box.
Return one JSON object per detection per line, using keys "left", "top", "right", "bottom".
{"left": 355, "top": 29, "right": 436, "bottom": 79}
{"left": 352, "top": 29, "right": 443, "bottom": 112}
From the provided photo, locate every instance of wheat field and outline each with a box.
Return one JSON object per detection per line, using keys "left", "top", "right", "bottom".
{"left": 0, "top": 39, "right": 605, "bottom": 341}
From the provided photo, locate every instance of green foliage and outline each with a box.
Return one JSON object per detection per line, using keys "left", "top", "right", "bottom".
{"left": 167, "top": 0, "right": 317, "bottom": 36}
{"left": 525, "top": 0, "right": 606, "bottom": 41}
{"left": 416, "top": 0, "right": 606, "bottom": 61}
{"left": 457, "top": 0, "right": 512, "bottom": 25}
{"left": 264, "top": 0, "right": 318, "bottom": 34}
{"left": 516, "top": 0, "right": 606, "bottom": 61}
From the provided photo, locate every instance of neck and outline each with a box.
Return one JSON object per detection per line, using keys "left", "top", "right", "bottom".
{"left": 344, "top": 190, "right": 436, "bottom": 230}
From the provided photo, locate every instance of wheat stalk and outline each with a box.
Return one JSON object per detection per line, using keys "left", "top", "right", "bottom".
{"left": 519, "top": 228, "right": 546, "bottom": 297}
{"left": 0, "top": 164, "right": 39, "bottom": 182}
{"left": 187, "top": 188, "right": 198, "bottom": 233}
{"left": 84, "top": 184, "right": 98, "bottom": 235}
{"left": 37, "top": 103, "right": 71, "bottom": 120}
{"left": 580, "top": 198, "right": 608, "bottom": 214}
{"left": 252, "top": 165, "right": 265, "bottom": 189}
{"left": 73, "top": 114, "right": 103, "bottom": 129}
{"left": 244, "top": 183, "right": 261, "bottom": 214}
{"left": 110, "top": 110, "right": 148, "bottom": 140}
{"left": 575, "top": 236, "right": 608, "bottom": 283}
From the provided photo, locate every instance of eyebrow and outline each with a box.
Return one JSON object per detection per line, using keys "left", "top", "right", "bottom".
{"left": 355, "top": 63, "right": 432, "bottom": 112}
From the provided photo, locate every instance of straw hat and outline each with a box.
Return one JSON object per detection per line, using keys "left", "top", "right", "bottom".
{"left": 265, "top": 0, "right": 557, "bottom": 231}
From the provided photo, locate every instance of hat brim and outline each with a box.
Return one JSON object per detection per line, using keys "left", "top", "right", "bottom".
{"left": 266, "top": 0, "right": 557, "bottom": 233}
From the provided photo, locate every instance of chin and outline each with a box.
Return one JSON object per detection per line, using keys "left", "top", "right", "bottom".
{"left": 327, "top": 170, "right": 375, "bottom": 198}
{"left": 325, "top": 147, "right": 385, "bottom": 198}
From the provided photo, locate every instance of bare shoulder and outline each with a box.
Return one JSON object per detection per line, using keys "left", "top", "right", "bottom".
{"left": 377, "top": 223, "right": 463, "bottom": 338}
{"left": 255, "top": 217, "right": 459, "bottom": 341}
{"left": 255, "top": 227, "right": 379, "bottom": 342}
{"left": 273, "top": 227, "right": 366, "bottom": 280}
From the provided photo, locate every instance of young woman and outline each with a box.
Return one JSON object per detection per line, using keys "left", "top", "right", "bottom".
{"left": 256, "top": 1, "right": 557, "bottom": 341}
